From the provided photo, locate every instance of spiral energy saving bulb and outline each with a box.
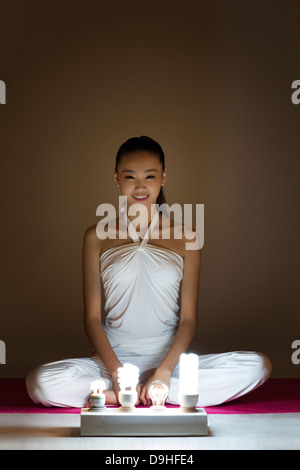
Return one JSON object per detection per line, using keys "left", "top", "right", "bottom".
{"left": 117, "top": 363, "right": 139, "bottom": 411}
{"left": 90, "top": 380, "right": 106, "bottom": 409}
{"left": 148, "top": 380, "right": 169, "bottom": 410}
{"left": 178, "top": 353, "right": 199, "bottom": 411}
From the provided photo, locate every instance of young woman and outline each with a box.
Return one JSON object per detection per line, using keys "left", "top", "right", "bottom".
{"left": 26, "top": 136, "right": 271, "bottom": 408}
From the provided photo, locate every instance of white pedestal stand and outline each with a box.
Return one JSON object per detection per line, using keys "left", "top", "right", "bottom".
{"left": 80, "top": 406, "right": 208, "bottom": 437}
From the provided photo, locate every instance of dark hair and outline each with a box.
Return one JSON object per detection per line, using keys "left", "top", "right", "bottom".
{"left": 115, "top": 136, "right": 167, "bottom": 208}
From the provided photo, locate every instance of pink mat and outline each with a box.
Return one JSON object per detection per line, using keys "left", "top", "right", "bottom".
{"left": 0, "top": 378, "right": 299, "bottom": 414}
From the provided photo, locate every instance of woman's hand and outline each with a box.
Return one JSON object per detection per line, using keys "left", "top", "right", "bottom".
{"left": 139, "top": 367, "right": 171, "bottom": 406}
{"left": 135, "top": 383, "right": 142, "bottom": 406}
{"left": 110, "top": 370, "right": 122, "bottom": 404}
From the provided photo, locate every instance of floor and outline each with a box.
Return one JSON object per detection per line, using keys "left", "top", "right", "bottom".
{"left": 0, "top": 412, "right": 299, "bottom": 450}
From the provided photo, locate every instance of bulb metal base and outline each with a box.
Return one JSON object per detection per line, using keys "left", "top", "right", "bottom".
{"left": 119, "top": 391, "right": 137, "bottom": 410}
{"left": 178, "top": 393, "right": 199, "bottom": 411}
{"left": 90, "top": 396, "right": 106, "bottom": 409}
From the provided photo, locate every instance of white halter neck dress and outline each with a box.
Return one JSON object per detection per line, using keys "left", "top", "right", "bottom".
{"left": 100, "top": 209, "right": 184, "bottom": 357}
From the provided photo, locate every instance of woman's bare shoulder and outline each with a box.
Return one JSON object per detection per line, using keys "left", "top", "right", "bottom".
{"left": 85, "top": 218, "right": 128, "bottom": 255}
{"left": 83, "top": 224, "right": 102, "bottom": 248}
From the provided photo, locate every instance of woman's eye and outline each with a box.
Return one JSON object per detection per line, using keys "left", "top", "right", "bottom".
{"left": 125, "top": 175, "right": 155, "bottom": 180}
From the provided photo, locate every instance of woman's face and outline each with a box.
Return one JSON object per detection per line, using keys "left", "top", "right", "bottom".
{"left": 114, "top": 151, "right": 167, "bottom": 211}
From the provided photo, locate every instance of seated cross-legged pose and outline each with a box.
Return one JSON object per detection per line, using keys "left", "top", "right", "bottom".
{"left": 26, "top": 135, "right": 272, "bottom": 408}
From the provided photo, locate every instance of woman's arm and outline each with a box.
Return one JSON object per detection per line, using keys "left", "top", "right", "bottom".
{"left": 82, "top": 226, "right": 123, "bottom": 397}
{"left": 139, "top": 227, "right": 201, "bottom": 405}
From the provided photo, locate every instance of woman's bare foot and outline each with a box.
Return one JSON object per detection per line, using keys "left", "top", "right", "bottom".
{"left": 104, "top": 389, "right": 119, "bottom": 405}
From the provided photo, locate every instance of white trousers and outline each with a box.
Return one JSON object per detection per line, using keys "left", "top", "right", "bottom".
{"left": 26, "top": 349, "right": 272, "bottom": 408}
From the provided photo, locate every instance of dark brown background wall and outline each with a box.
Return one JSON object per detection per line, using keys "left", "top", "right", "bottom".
{"left": 1, "top": 0, "right": 299, "bottom": 377}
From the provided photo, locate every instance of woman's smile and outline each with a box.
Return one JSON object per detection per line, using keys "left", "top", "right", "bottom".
{"left": 132, "top": 194, "right": 149, "bottom": 202}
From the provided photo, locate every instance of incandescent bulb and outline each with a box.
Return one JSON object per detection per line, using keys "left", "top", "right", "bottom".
{"left": 148, "top": 380, "right": 168, "bottom": 410}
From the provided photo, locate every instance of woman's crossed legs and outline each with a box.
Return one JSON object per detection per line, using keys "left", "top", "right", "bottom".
{"left": 25, "top": 350, "right": 271, "bottom": 408}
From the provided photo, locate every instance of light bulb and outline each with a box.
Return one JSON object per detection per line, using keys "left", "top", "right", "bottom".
{"left": 117, "top": 363, "right": 139, "bottom": 410}
{"left": 90, "top": 379, "right": 106, "bottom": 409}
{"left": 178, "top": 353, "right": 199, "bottom": 411}
{"left": 148, "top": 380, "right": 168, "bottom": 410}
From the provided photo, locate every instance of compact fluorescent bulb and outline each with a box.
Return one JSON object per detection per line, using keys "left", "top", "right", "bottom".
{"left": 179, "top": 353, "right": 199, "bottom": 410}
{"left": 117, "top": 363, "right": 139, "bottom": 411}
{"left": 90, "top": 380, "right": 106, "bottom": 409}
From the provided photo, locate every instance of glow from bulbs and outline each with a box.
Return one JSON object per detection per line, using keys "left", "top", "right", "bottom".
{"left": 117, "top": 363, "right": 139, "bottom": 392}
{"left": 178, "top": 353, "right": 199, "bottom": 410}
{"left": 179, "top": 353, "right": 198, "bottom": 395}
{"left": 90, "top": 380, "right": 106, "bottom": 398}
{"left": 148, "top": 380, "right": 169, "bottom": 409}
{"left": 89, "top": 379, "right": 106, "bottom": 409}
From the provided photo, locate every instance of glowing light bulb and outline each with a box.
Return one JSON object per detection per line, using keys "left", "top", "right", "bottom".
{"left": 179, "top": 353, "right": 198, "bottom": 394}
{"left": 148, "top": 380, "right": 169, "bottom": 410}
{"left": 90, "top": 380, "right": 106, "bottom": 409}
{"left": 117, "top": 363, "right": 139, "bottom": 411}
{"left": 179, "top": 353, "right": 199, "bottom": 410}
